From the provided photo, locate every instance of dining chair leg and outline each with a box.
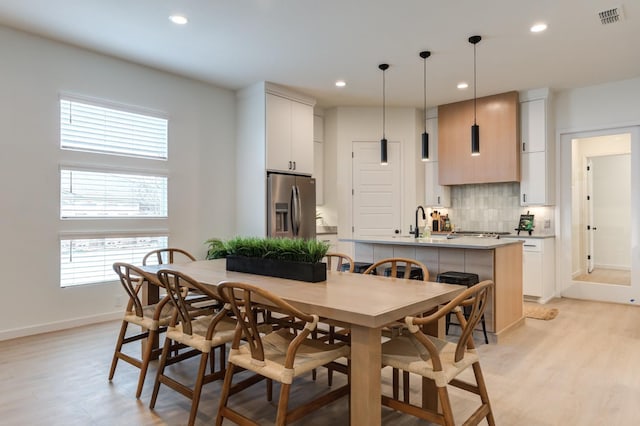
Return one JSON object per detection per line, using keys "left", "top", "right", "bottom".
{"left": 187, "top": 352, "right": 210, "bottom": 426}
{"left": 437, "top": 386, "right": 455, "bottom": 426}
{"left": 402, "top": 370, "right": 410, "bottom": 403}
{"left": 472, "top": 362, "right": 496, "bottom": 426}
{"left": 216, "top": 362, "right": 236, "bottom": 426}
{"left": 267, "top": 378, "right": 273, "bottom": 401}
{"left": 108, "top": 321, "right": 128, "bottom": 380}
{"left": 136, "top": 328, "right": 156, "bottom": 398}
{"left": 275, "top": 382, "right": 291, "bottom": 426}
{"left": 149, "top": 335, "right": 173, "bottom": 409}
{"left": 392, "top": 367, "right": 399, "bottom": 400}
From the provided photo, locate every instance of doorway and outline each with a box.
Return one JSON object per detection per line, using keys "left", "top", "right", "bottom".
{"left": 559, "top": 126, "right": 640, "bottom": 304}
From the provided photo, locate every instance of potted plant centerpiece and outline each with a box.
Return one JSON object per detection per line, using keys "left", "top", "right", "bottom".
{"left": 206, "top": 237, "right": 330, "bottom": 283}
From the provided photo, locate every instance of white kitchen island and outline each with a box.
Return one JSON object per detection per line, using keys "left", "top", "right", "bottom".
{"left": 344, "top": 235, "right": 524, "bottom": 341}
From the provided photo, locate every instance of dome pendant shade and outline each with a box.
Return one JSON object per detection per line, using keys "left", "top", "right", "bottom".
{"left": 421, "top": 132, "right": 429, "bottom": 161}
{"left": 469, "top": 35, "right": 481, "bottom": 156}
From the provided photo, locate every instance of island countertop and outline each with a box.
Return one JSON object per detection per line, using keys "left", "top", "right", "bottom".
{"left": 341, "top": 235, "right": 523, "bottom": 250}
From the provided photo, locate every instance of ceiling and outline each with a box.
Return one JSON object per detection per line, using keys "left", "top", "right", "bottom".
{"left": 0, "top": 0, "right": 638, "bottom": 109}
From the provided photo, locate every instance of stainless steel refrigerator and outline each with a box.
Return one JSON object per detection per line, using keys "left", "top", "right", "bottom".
{"left": 267, "top": 173, "right": 316, "bottom": 239}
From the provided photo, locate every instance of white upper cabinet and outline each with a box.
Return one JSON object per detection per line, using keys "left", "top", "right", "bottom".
{"left": 423, "top": 117, "right": 450, "bottom": 207}
{"left": 266, "top": 92, "right": 314, "bottom": 175}
{"left": 520, "top": 90, "right": 555, "bottom": 206}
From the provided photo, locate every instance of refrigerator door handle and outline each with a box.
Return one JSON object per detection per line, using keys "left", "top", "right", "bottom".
{"left": 291, "top": 185, "right": 301, "bottom": 236}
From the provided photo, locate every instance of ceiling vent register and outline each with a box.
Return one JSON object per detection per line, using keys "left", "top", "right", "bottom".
{"left": 598, "top": 6, "right": 624, "bottom": 25}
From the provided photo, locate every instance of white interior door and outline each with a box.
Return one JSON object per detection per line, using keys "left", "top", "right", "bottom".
{"left": 352, "top": 141, "right": 401, "bottom": 238}
{"left": 587, "top": 159, "right": 594, "bottom": 273}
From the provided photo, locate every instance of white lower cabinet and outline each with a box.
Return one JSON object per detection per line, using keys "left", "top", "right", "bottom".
{"left": 522, "top": 237, "right": 555, "bottom": 303}
{"left": 318, "top": 234, "right": 338, "bottom": 252}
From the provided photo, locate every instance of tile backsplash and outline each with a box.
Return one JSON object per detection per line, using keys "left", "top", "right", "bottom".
{"left": 427, "top": 182, "right": 554, "bottom": 234}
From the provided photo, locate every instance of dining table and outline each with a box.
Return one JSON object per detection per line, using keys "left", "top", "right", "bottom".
{"left": 138, "top": 258, "right": 464, "bottom": 426}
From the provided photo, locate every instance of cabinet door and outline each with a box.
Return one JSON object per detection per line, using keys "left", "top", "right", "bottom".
{"left": 439, "top": 91, "right": 519, "bottom": 185}
{"left": 266, "top": 93, "right": 293, "bottom": 172}
{"left": 521, "top": 99, "right": 546, "bottom": 153}
{"left": 521, "top": 151, "right": 546, "bottom": 205}
{"left": 523, "top": 247, "right": 543, "bottom": 297}
{"left": 425, "top": 161, "right": 450, "bottom": 207}
{"left": 291, "top": 101, "right": 314, "bottom": 174}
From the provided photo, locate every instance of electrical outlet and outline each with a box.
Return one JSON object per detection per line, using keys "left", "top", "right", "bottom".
{"left": 544, "top": 219, "right": 551, "bottom": 229}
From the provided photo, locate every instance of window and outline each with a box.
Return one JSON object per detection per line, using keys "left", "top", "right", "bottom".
{"left": 60, "top": 98, "right": 168, "bottom": 159}
{"left": 60, "top": 169, "right": 167, "bottom": 218}
{"left": 60, "top": 236, "right": 168, "bottom": 287}
{"left": 59, "top": 96, "right": 169, "bottom": 287}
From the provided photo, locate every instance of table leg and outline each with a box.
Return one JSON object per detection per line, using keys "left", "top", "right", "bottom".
{"left": 349, "top": 324, "right": 381, "bottom": 426}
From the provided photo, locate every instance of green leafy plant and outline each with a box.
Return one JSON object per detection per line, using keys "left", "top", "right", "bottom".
{"left": 205, "top": 237, "right": 330, "bottom": 263}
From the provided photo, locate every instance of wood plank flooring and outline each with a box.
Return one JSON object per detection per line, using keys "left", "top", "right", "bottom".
{"left": 1, "top": 297, "right": 640, "bottom": 425}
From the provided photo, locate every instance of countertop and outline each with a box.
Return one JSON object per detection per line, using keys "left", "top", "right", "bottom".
{"left": 500, "top": 233, "right": 555, "bottom": 240}
{"left": 316, "top": 225, "right": 338, "bottom": 235}
{"left": 342, "top": 235, "right": 523, "bottom": 249}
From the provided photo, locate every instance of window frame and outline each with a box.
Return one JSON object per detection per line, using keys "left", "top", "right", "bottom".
{"left": 58, "top": 94, "right": 171, "bottom": 288}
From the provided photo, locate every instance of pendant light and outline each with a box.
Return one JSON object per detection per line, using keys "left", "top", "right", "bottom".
{"left": 379, "top": 63, "right": 389, "bottom": 165}
{"left": 419, "top": 51, "right": 431, "bottom": 161}
{"left": 469, "top": 35, "right": 481, "bottom": 156}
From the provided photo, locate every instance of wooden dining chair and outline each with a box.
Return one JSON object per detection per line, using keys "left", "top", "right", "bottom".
{"left": 216, "top": 281, "right": 351, "bottom": 426}
{"left": 150, "top": 269, "right": 237, "bottom": 426}
{"left": 380, "top": 280, "right": 495, "bottom": 426}
{"left": 109, "top": 262, "right": 174, "bottom": 398}
{"left": 363, "top": 257, "right": 430, "bottom": 281}
{"left": 142, "top": 247, "right": 196, "bottom": 266}
{"left": 363, "top": 257, "right": 431, "bottom": 400}
{"left": 323, "top": 252, "right": 354, "bottom": 272}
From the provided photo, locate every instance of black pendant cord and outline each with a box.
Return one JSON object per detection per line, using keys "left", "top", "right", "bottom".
{"left": 382, "top": 66, "right": 386, "bottom": 139}
{"left": 423, "top": 56, "right": 427, "bottom": 132}
{"left": 473, "top": 41, "right": 477, "bottom": 125}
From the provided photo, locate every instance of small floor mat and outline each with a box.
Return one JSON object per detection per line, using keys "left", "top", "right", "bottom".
{"left": 524, "top": 305, "right": 559, "bottom": 320}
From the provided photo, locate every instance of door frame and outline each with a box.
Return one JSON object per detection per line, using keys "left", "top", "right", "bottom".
{"left": 558, "top": 125, "right": 640, "bottom": 303}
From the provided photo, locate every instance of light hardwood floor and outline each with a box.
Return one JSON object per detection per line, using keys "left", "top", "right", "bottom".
{"left": 574, "top": 268, "right": 631, "bottom": 286}
{"left": 1, "top": 297, "right": 640, "bottom": 425}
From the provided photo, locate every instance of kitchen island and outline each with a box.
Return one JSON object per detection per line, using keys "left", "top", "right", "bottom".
{"left": 344, "top": 235, "right": 524, "bottom": 341}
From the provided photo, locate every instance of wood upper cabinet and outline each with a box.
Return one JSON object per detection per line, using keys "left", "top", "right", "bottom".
{"left": 438, "top": 91, "right": 520, "bottom": 185}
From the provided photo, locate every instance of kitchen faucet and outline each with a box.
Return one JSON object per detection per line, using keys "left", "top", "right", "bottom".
{"left": 414, "top": 205, "right": 426, "bottom": 238}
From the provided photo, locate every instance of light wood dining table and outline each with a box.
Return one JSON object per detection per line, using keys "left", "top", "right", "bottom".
{"left": 139, "top": 258, "right": 464, "bottom": 425}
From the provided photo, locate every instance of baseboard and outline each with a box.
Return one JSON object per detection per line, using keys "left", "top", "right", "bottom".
{"left": 0, "top": 311, "right": 121, "bottom": 342}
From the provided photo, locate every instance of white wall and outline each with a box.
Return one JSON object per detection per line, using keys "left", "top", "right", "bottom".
{"left": 0, "top": 26, "right": 237, "bottom": 339}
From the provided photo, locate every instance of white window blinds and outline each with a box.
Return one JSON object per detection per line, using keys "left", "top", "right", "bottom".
{"left": 60, "top": 236, "right": 168, "bottom": 287}
{"left": 60, "top": 169, "right": 168, "bottom": 218}
{"left": 60, "top": 98, "right": 168, "bottom": 159}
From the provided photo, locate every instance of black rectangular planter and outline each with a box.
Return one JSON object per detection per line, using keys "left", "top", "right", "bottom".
{"left": 226, "top": 255, "right": 327, "bottom": 283}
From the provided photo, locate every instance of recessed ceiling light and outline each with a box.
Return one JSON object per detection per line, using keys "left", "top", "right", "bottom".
{"left": 530, "top": 23, "right": 547, "bottom": 33}
{"left": 457, "top": 82, "right": 469, "bottom": 89}
{"left": 169, "top": 15, "right": 188, "bottom": 25}
{"left": 335, "top": 80, "right": 346, "bottom": 87}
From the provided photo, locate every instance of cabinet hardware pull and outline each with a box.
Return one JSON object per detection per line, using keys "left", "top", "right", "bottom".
{"left": 523, "top": 142, "right": 526, "bottom": 152}
{"left": 288, "top": 161, "right": 292, "bottom": 170}
{"left": 523, "top": 194, "right": 527, "bottom": 203}
{"left": 293, "top": 161, "right": 296, "bottom": 170}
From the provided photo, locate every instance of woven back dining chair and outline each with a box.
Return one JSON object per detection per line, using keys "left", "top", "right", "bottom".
{"left": 149, "top": 269, "right": 237, "bottom": 426}
{"left": 216, "top": 281, "right": 351, "bottom": 426}
{"left": 109, "top": 262, "right": 174, "bottom": 398}
{"left": 380, "top": 280, "right": 495, "bottom": 426}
